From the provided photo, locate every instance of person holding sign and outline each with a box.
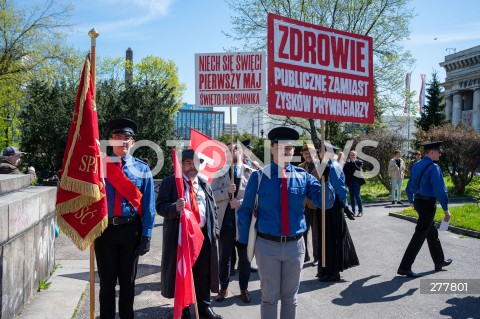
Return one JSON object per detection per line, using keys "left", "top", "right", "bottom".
{"left": 317, "top": 151, "right": 358, "bottom": 282}
{"left": 398, "top": 141, "right": 452, "bottom": 278}
{"left": 211, "top": 142, "right": 255, "bottom": 304}
{"left": 95, "top": 118, "right": 156, "bottom": 319}
{"left": 237, "top": 126, "right": 335, "bottom": 319}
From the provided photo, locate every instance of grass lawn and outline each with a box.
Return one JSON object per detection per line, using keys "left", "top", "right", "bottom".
{"left": 395, "top": 204, "right": 480, "bottom": 232}
{"left": 361, "top": 176, "right": 480, "bottom": 202}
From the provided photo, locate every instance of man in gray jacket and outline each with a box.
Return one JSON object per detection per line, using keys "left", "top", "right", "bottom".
{"left": 211, "top": 142, "right": 255, "bottom": 303}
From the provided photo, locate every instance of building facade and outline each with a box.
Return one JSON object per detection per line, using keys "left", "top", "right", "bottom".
{"left": 440, "top": 45, "right": 480, "bottom": 132}
{"left": 174, "top": 103, "right": 224, "bottom": 139}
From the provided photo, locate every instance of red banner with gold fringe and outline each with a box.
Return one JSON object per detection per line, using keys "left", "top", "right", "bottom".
{"left": 55, "top": 54, "right": 107, "bottom": 251}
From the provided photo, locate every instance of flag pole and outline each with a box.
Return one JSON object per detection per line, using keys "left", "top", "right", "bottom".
{"left": 191, "top": 271, "right": 200, "bottom": 319}
{"left": 320, "top": 120, "right": 326, "bottom": 268}
{"left": 229, "top": 106, "right": 234, "bottom": 195}
{"left": 88, "top": 27, "right": 99, "bottom": 319}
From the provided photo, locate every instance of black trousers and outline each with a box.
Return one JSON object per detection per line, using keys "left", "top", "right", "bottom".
{"left": 303, "top": 206, "right": 318, "bottom": 261}
{"left": 193, "top": 226, "right": 213, "bottom": 312}
{"left": 94, "top": 217, "right": 141, "bottom": 319}
{"left": 218, "top": 209, "right": 250, "bottom": 290}
{"left": 399, "top": 197, "right": 445, "bottom": 270}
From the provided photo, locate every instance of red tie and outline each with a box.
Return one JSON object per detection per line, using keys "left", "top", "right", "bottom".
{"left": 187, "top": 180, "right": 201, "bottom": 223}
{"left": 281, "top": 169, "right": 290, "bottom": 236}
{"left": 113, "top": 161, "right": 123, "bottom": 217}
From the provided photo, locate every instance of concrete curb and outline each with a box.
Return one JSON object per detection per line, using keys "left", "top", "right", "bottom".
{"left": 388, "top": 212, "right": 480, "bottom": 239}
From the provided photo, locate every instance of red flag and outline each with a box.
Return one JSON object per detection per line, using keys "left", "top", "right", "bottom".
{"left": 190, "top": 128, "right": 228, "bottom": 183}
{"left": 419, "top": 74, "right": 426, "bottom": 113}
{"left": 404, "top": 73, "right": 411, "bottom": 113}
{"left": 173, "top": 148, "right": 204, "bottom": 319}
{"left": 55, "top": 54, "right": 108, "bottom": 251}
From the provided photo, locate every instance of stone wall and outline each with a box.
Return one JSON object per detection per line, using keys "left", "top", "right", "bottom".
{"left": 0, "top": 175, "right": 56, "bottom": 319}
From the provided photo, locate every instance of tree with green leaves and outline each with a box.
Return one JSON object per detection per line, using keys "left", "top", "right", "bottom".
{"left": 416, "top": 123, "right": 480, "bottom": 195}
{"left": 225, "top": 0, "right": 415, "bottom": 147}
{"left": 357, "top": 128, "right": 406, "bottom": 191}
{"left": 1, "top": 0, "right": 77, "bottom": 148}
{"left": 96, "top": 55, "right": 185, "bottom": 178}
{"left": 19, "top": 79, "right": 76, "bottom": 178}
{"left": 415, "top": 70, "right": 446, "bottom": 132}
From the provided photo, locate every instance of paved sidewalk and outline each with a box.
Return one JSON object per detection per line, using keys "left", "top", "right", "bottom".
{"left": 16, "top": 203, "right": 480, "bottom": 319}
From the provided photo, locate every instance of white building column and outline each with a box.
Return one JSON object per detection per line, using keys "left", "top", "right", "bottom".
{"left": 445, "top": 94, "right": 453, "bottom": 121}
{"left": 473, "top": 87, "right": 480, "bottom": 132}
{"left": 452, "top": 92, "right": 463, "bottom": 126}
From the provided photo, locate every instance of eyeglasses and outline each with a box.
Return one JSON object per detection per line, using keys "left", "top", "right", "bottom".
{"left": 111, "top": 135, "right": 133, "bottom": 141}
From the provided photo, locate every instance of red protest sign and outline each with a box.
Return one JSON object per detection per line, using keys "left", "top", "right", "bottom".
{"left": 267, "top": 13, "right": 374, "bottom": 124}
{"left": 195, "top": 52, "right": 266, "bottom": 107}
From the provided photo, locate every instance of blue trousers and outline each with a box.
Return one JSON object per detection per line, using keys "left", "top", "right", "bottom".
{"left": 348, "top": 181, "right": 363, "bottom": 213}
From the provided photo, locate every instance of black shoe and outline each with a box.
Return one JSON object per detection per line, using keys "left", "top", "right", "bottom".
{"left": 200, "top": 307, "right": 223, "bottom": 319}
{"left": 397, "top": 201, "right": 403, "bottom": 204}
{"left": 392, "top": 201, "right": 395, "bottom": 204}
{"left": 357, "top": 211, "right": 363, "bottom": 217}
{"left": 397, "top": 269, "right": 421, "bottom": 278}
{"left": 182, "top": 308, "right": 192, "bottom": 319}
{"left": 435, "top": 259, "right": 453, "bottom": 271}
{"left": 312, "top": 259, "right": 319, "bottom": 266}
{"left": 319, "top": 273, "right": 340, "bottom": 282}
{"left": 250, "top": 266, "right": 258, "bottom": 273}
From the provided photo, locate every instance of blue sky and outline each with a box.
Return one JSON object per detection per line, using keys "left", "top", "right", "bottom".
{"left": 66, "top": 0, "right": 480, "bottom": 118}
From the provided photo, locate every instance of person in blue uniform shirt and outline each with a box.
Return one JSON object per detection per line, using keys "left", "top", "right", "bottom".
{"left": 317, "top": 150, "right": 358, "bottom": 282}
{"left": 94, "top": 118, "right": 156, "bottom": 318}
{"left": 237, "top": 126, "right": 335, "bottom": 319}
{"left": 397, "top": 141, "right": 452, "bottom": 278}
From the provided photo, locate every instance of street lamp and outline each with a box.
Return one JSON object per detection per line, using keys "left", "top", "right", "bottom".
{"left": 4, "top": 110, "right": 12, "bottom": 148}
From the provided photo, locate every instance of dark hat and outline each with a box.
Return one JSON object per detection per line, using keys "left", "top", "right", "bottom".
{"left": 3, "top": 146, "right": 25, "bottom": 157}
{"left": 181, "top": 149, "right": 204, "bottom": 163}
{"left": 267, "top": 127, "right": 299, "bottom": 143}
{"left": 108, "top": 118, "right": 137, "bottom": 136}
{"left": 414, "top": 150, "right": 421, "bottom": 155}
{"left": 421, "top": 141, "right": 443, "bottom": 152}
{"left": 241, "top": 139, "right": 254, "bottom": 150}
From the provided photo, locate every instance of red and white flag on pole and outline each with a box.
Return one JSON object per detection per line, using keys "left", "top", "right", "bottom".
{"left": 173, "top": 148, "right": 204, "bottom": 319}
{"left": 190, "top": 128, "right": 228, "bottom": 183}
{"left": 404, "top": 73, "right": 411, "bottom": 113}
{"left": 419, "top": 74, "right": 426, "bottom": 113}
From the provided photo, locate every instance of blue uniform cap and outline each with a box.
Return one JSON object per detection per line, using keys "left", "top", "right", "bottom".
{"left": 268, "top": 127, "right": 299, "bottom": 144}
{"left": 108, "top": 118, "right": 137, "bottom": 136}
{"left": 241, "top": 139, "right": 254, "bottom": 150}
{"left": 421, "top": 141, "right": 443, "bottom": 153}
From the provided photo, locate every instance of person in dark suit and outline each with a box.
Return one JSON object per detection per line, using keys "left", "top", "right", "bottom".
{"left": 157, "top": 149, "right": 222, "bottom": 319}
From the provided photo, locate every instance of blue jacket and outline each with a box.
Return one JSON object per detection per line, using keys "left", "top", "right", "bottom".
{"left": 105, "top": 154, "right": 156, "bottom": 237}
{"left": 237, "top": 162, "right": 335, "bottom": 244}
{"left": 405, "top": 156, "right": 449, "bottom": 211}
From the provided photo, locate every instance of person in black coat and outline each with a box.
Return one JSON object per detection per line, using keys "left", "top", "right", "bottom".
{"left": 157, "top": 149, "right": 222, "bottom": 319}
{"left": 343, "top": 150, "right": 366, "bottom": 217}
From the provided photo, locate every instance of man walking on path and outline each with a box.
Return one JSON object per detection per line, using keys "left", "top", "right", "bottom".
{"left": 397, "top": 141, "right": 452, "bottom": 278}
